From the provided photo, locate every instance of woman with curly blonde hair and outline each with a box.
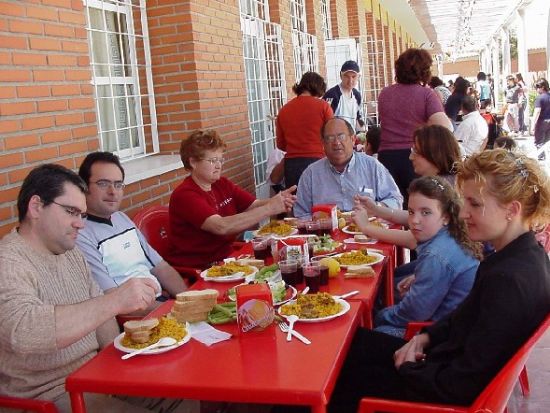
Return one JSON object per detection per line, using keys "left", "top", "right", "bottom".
{"left": 326, "top": 149, "right": 550, "bottom": 413}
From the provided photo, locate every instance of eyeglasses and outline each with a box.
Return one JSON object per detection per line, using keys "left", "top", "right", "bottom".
{"left": 51, "top": 201, "right": 88, "bottom": 220}
{"left": 201, "top": 157, "right": 225, "bottom": 165}
{"left": 90, "top": 179, "right": 126, "bottom": 190}
{"left": 322, "top": 133, "right": 348, "bottom": 143}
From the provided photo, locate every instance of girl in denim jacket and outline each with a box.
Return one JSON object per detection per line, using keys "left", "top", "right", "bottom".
{"left": 355, "top": 176, "right": 482, "bottom": 338}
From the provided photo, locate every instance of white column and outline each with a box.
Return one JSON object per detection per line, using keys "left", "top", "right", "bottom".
{"left": 547, "top": 5, "right": 550, "bottom": 79}
{"left": 492, "top": 37, "right": 501, "bottom": 109}
{"left": 516, "top": 9, "right": 528, "bottom": 82}
{"left": 501, "top": 29, "right": 511, "bottom": 78}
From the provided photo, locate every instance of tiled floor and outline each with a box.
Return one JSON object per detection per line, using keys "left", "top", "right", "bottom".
{"left": 507, "top": 328, "right": 550, "bottom": 413}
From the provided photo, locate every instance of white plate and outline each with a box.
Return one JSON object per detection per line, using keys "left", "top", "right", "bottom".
{"left": 114, "top": 329, "right": 191, "bottom": 355}
{"left": 278, "top": 298, "right": 351, "bottom": 322}
{"left": 343, "top": 237, "right": 377, "bottom": 245}
{"left": 227, "top": 283, "right": 297, "bottom": 306}
{"left": 332, "top": 251, "right": 385, "bottom": 268}
{"left": 200, "top": 266, "right": 258, "bottom": 283}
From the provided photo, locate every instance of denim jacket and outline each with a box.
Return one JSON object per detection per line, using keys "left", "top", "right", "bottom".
{"left": 374, "top": 227, "right": 479, "bottom": 338}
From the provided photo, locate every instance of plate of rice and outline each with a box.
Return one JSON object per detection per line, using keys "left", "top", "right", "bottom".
{"left": 332, "top": 250, "right": 384, "bottom": 268}
{"left": 201, "top": 263, "right": 258, "bottom": 282}
{"left": 254, "top": 221, "right": 298, "bottom": 237}
{"left": 114, "top": 317, "right": 191, "bottom": 355}
{"left": 278, "top": 292, "right": 350, "bottom": 322}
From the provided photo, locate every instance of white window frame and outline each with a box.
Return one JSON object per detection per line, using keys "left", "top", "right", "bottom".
{"left": 290, "top": 0, "right": 319, "bottom": 82}
{"left": 320, "top": 0, "right": 332, "bottom": 40}
{"left": 84, "top": 0, "right": 158, "bottom": 160}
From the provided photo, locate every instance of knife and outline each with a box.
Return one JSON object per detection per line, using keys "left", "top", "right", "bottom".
{"left": 289, "top": 329, "right": 311, "bottom": 345}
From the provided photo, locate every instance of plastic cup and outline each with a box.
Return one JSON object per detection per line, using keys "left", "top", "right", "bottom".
{"left": 305, "top": 220, "right": 320, "bottom": 235}
{"left": 252, "top": 237, "right": 270, "bottom": 261}
{"left": 303, "top": 264, "right": 320, "bottom": 293}
{"left": 279, "top": 259, "right": 298, "bottom": 286}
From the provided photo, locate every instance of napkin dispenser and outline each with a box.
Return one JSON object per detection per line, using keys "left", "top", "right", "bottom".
{"left": 275, "top": 237, "right": 309, "bottom": 263}
{"left": 236, "top": 283, "right": 274, "bottom": 333}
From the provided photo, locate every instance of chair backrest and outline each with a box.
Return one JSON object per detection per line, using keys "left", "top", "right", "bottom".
{"left": 535, "top": 224, "right": 550, "bottom": 253}
{"left": 471, "top": 315, "right": 550, "bottom": 412}
{"left": 132, "top": 205, "right": 171, "bottom": 258}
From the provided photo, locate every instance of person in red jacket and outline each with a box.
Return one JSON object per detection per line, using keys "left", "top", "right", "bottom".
{"left": 276, "top": 71, "right": 333, "bottom": 188}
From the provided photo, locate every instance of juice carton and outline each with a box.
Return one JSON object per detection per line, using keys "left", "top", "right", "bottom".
{"left": 312, "top": 204, "right": 338, "bottom": 231}
{"left": 236, "top": 283, "right": 274, "bottom": 333}
{"left": 275, "top": 237, "right": 309, "bottom": 263}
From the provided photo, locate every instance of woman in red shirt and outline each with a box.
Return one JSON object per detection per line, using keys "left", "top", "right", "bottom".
{"left": 167, "top": 130, "right": 296, "bottom": 269}
{"left": 276, "top": 71, "right": 333, "bottom": 188}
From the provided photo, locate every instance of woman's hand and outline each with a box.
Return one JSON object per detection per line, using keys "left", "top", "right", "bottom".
{"left": 267, "top": 185, "right": 297, "bottom": 214}
{"left": 397, "top": 275, "right": 415, "bottom": 299}
{"left": 394, "top": 333, "right": 430, "bottom": 369}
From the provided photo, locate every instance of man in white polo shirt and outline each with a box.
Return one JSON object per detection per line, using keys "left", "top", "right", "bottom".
{"left": 76, "top": 152, "right": 187, "bottom": 316}
{"left": 323, "top": 60, "right": 365, "bottom": 131}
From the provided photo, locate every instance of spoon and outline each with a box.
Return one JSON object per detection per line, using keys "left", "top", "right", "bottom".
{"left": 301, "top": 286, "right": 310, "bottom": 295}
{"left": 121, "top": 337, "right": 177, "bottom": 360}
{"left": 286, "top": 315, "right": 299, "bottom": 342}
{"left": 333, "top": 290, "right": 359, "bottom": 300}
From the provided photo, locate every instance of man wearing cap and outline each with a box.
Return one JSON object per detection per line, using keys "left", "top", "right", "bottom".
{"left": 323, "top": 60, "right": 365, "bottom": 131}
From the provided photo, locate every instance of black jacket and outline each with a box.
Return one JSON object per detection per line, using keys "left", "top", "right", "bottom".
{"left": 399, "top": 231, "right": 550, "bottom": 405}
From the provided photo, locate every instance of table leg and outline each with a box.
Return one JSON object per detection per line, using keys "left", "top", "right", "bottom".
{"left": 384, "top": 255, "right": 395, "bottom": 307}
{"left": 69, "top": 392, "right": 86, "bottom": 413}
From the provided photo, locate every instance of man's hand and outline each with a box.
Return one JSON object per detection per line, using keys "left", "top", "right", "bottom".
{"left": 394, "top": 333, "right": 430, "bottom": 369}
{"left": 113, "top": 278, "right": 158, "bottom": 315}
{"left": 397, "top": 275, "right": 415, "bottom": 299}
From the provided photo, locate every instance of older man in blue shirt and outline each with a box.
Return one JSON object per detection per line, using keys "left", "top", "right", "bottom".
{"left": 294, "top": 117, "right": 402, "bottom": 218}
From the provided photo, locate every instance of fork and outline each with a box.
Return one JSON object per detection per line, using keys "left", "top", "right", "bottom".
{"left": 278, "top": 321, "right": 311, "bottom": 345}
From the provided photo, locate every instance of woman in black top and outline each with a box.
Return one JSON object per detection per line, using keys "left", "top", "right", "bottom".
{"left": 326, "top": 149, "right": 550, "bottom": 413}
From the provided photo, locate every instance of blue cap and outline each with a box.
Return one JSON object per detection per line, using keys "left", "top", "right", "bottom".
{"left": 341, "top": 60, "right": 360, "bottom": 73}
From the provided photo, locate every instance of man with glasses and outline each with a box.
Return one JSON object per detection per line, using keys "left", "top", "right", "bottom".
{"left": 294, "top": 118, "right": 402, "bottom": 219}
{"left": 76, "top": 152, "right": 187, "bottom": 317}
{"left": 0, "top": 164, "right": 172, "bottom": 411}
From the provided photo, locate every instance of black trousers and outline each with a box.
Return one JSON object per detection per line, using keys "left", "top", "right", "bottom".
{"left": 284, "top": 157, "right": 320, "bottom": 189}
{"left": 377, "top": 149, "right": 416, "bottom": 208}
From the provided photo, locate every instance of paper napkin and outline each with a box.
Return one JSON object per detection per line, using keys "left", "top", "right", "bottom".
{"left": 187, "top": 321, "right": 232, "bottom": 346}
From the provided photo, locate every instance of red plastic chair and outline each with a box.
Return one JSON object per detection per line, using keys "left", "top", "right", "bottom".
{"left": 358, "top": 315, "right": 550, "bottom": 413}
{"left": 0, "top": 395, "right": 58, "bottom": 412}
{"left": 132, "top": 205, "right": 200, "bottom": 286}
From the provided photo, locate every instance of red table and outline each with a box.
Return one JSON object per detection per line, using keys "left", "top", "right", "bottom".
{"left": 66, "top": 300, "right": 363, "bottom": 413}
{"left": 197, "top": 231, "right": 397, "bottom": 328}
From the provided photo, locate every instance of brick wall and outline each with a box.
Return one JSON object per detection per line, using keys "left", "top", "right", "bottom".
{"left": 0, "top": 0, "right": 97, "bottom": 236}
{"left": 331, "top": 0, "right": 349, "bottom": 38}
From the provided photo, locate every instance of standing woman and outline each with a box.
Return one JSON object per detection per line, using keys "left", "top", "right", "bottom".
{"left": 327, "top": 149, "right": 550, "bottom": 413}
{"left": 503, "top": 75, "right": 521, "bottom": 134}
{"left": 276, "top": 71, "right": 333, "bottom": 189}
{"left": 444, "top": 76, "right": 470, "bottom": 129}
{"left": 530, "top": 78, "right": 550, "bottom": 148}
{"left": 516, "top": 73, "right": 527, "bottom": 134}
{"left": 378, "top": 48, "right": 452, "bottom": 206}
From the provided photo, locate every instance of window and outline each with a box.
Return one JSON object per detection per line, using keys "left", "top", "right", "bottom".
{"left": 84, "top": 0, "right": 158, "bottom": 160}
{"left": 240, "top": 0, "right": 287, "bottom": 197}
{"left": 290, "top": 0, "right": 319, "bottom": 81}
{"left": 320, "top": 0, "right": 332, "bottom": 40}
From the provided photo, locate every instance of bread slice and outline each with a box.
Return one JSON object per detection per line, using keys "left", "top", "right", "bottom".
{"left": 123, "top": 318, "right": 159, "bottom": 334}
{"left": 354, "top": 234, "right": 369, "bottom": 242}
{"left": 344, "top": 265, "right": 375, "bottom": 278}
{"left": 171, "top": 310, "right": 210, "bottom": 323}
{"left": 176, "top": 289, "right": 219, "bottom": 302}
{"left": 235, "top": 258, "right": 265, "bottom": 269}
{"left": 129, "top": 330, "right": 152, "bottom": 344}
{"left": 172, "top": 299, "right": 217, "bottom": 313}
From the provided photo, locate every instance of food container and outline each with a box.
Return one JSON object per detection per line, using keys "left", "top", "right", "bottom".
{"left": 312, "top": 204, "right": 338, "bottom": 231}
{"left": 236, "top": 283, "right": 274, "bottom": 333}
